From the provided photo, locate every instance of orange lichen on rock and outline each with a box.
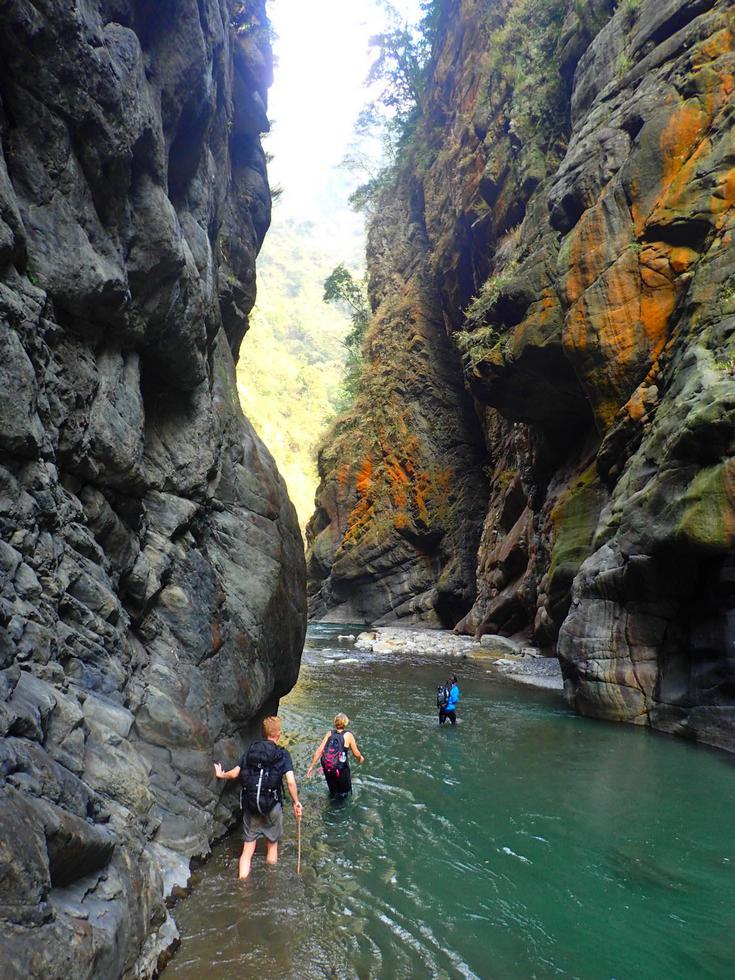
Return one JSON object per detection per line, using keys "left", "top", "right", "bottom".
{"left": 341, "top": 458, "right": 377, "bottom": 546}
{"left": 639, "top": 259, "right": 677, "bottom": 357}
{"left": 625, "top": 386, "right": 647, "bottom": 422}
{"left": 391, "top": 487, "right": 408, "bottom": 510}
{"left": 564, "top": 204, "right": 611, "bottom": 307}
{"left": 385, "top": 458, "right": 410, "bottom": 486}
{"left": 631, "top": 98, "right": 712, "bottom": 237}
{"left": 414, "top": 471, "right": 431, "bottom": 525}
{"left": 668, "top": 246, "right": 699, "bottom": 275}
{"left": 355, "top": 458, "right": 373, "bottom": 497}
{"left": 565, "top": 249, "right": 641, "bottom": 361}
{"left": 386, "top": 457, "right": 410, "bottom": 509}
{"left": 563, "top": 225, "right": 680, "bottom": 431}
{"left": 640, "top": 291, "right": 676, "bottom": 355}
{"left": 713, "top": 166, "right": 735, "bottom": 225}
{"left": 560, "top": 78, "right": 734, "bottom": 433}
{"left": 649, "top": 65, "right": 735, "bottom": 233}
{"left": 659, "top": 101, "right": 708, "bottom": 190}
{"left": 693, "top": 28, "right": 733, "bottom": 71}
{"left": 343, "top": 497, "right": 373, "bottom": 545}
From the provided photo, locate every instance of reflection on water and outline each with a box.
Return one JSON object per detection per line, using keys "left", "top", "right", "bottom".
{"left": 166, "top": 624, "right": 735, "bottom": 979}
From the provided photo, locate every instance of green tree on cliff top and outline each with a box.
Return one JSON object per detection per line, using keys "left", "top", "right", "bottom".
{"left": 323, "top": 264, "right": 370, "bottom": 408}
{"left": 348, "top": 0, "right": 447, "bottom": 211}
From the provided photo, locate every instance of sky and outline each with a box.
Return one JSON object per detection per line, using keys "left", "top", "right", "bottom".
{"left": 263, "top": 0, "right": 424, "bottom": 253}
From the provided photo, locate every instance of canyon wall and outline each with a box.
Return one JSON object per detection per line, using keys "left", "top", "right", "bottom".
{"left": 307, "top": 0, "right": 735, "bottom": 751}
{"left": 0, "top": 1, "right": 306, "bottom": 976}
{"left": 306, "top": 169, "right": 489, "bottom": 627}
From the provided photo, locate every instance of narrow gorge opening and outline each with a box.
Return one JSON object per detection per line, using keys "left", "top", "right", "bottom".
{"left": 234, "top": 0, "right": 388, "bottom": 534}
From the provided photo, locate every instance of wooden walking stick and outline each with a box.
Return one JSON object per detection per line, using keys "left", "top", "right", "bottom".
{"left": 297, "top": 814, "right": 302, "bottom": 876}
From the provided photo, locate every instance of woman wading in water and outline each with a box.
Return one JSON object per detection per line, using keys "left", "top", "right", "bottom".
{"left": 307, "top": 713, "right": 364, "bottom": 798}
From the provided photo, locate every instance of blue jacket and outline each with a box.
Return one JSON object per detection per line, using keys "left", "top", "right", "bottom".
{"left": 445, "top": 683, "right": 460, "bottom": 711}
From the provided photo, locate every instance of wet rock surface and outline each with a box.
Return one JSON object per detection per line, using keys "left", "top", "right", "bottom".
{"left": 308, "top": 0, "right": 735, "bottom": 750}
{"left": 491, "top": 657, "right": 565, "bottom": 691}
{"left": 0, "top": 1, "right": 306, "bottom": 976}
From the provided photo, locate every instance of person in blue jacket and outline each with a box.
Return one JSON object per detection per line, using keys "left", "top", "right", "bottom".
{"left": 439, "top": 675, "right": 460, "bottom": 725}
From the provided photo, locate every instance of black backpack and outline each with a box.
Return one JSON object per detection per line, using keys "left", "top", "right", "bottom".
{"left": 240, "top": 740, "right": 284, "bottom": 815}
{"left": 321, "top": 731, "right": 347, "bottom": 777}
{"left": 437, "top": 684, "right": 449, "bottom": 708}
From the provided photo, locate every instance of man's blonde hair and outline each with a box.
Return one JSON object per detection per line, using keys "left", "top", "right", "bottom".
{"left": 334, "top": 712, "right": 349, "bottom": 731}
{"left": 262, "top": 716, "right": 281, "bottom": 739}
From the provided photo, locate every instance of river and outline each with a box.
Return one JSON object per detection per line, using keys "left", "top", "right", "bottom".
{"left": 165, "top": 623, "right": 735, "bottom": 979}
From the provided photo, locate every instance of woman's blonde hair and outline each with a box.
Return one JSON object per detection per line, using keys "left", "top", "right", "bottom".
{"left": 334, "top": 712, "right": 349, "bottom": 731}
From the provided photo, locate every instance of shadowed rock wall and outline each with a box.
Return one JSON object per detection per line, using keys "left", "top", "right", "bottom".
{"left": 0, "top": 1, "right": 306, "bottom": 975}
{"left": 307, "top": 0, "right": 735, "bottom": 751}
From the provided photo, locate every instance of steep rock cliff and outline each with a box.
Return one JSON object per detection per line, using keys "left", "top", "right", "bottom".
{"left": 307, "top": 0, "right": 735, "bottom": 751}
{"left": 0, "top": 1, "right": 306, "bottom": 976}
{"left": 306, "top": 171, "right": 488, "bottom": 627}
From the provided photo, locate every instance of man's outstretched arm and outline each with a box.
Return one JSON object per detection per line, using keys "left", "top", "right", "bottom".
{"left": 214, "top": 762, "right": 241, "bottom": 780}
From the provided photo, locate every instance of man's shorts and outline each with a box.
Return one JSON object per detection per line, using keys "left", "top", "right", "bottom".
{"left": 242, "top": 803, "right": 283, "bottom": 843}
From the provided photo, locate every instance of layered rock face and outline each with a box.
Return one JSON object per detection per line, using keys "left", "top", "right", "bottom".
{"left": 307, "top": 0, "right": 735, "bottom": 750}
{"left": 0, "top": 1, "right": 306, "bottom": 976}
{"left": 305, "top": 171, "right": 489, "bottom": 627}
{"left": 556, "top": 0, "right": 735, "bottom": 747}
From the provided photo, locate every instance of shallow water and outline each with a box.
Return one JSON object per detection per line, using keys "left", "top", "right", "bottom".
{"left": 166, "top": 624, "right": 735, "bottom": 979}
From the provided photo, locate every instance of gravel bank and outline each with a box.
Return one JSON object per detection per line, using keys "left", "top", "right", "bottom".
{"left": 354, "top": 628, "right": 564, "bottom": 691}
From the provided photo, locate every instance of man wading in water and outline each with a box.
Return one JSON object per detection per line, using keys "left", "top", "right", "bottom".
{"left": 214, "top": 716, "right": 303, "bottom": 879}
{"left": 306, "top": 712, "right": 364, "bottom": 798}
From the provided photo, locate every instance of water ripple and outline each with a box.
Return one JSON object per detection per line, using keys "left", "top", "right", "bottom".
{"left": 166, "top": 628, "right": 735, "bottom": 980}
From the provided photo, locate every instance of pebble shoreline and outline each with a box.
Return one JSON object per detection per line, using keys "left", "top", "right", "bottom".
{"left": 352, "top": 627, "right": 564, "bottom": 692}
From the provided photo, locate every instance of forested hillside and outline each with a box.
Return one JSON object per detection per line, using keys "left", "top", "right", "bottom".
{"left": 236, "top": 217, "right": 355, "bottom": 528}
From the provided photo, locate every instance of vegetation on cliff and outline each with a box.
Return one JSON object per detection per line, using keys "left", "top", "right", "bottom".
{"left": 322, "top": 264, "right": 371, "bottom": 407}
{"left": 236, "top": 218, "right": 355, "bottom": 528}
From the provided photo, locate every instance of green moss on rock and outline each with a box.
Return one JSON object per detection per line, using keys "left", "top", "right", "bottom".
{"left": 549, "top": 464, "right": 607, "bottom": 603}
{"left": 676, "top": 459, "right": 735, "bottom": 553}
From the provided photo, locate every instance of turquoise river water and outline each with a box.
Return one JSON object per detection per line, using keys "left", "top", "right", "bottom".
{"left": 165, "top": 623, "right": 735, "bottom": 979}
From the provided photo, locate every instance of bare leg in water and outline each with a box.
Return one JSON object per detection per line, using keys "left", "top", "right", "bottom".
{"left": 265, "top": 839, "right": 279, "bottom": 865}
{"left": 239, "top": 840, "right": 257, "bottom": 879}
